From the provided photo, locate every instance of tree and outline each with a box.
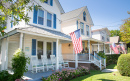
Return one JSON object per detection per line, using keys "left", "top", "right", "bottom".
{"left": 120, "top": 17, "right": 130, "bottom": 43}
{"left": 109, "top": 30, "right": 120, "bottom": 37}
{"left": 0, "top": 0, "right": 46, "bottom": 36}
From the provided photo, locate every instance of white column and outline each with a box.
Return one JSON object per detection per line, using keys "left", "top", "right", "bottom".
{"left": 98, "top": 42, "right": 99, "bottom": 53}
{"left": 19, "top": 33, "right": 23, "bottom": 49}
{"left": 44, "top": 41, "right": 47, "bottom": 57}
{"left": 75, "top": 49, "right": 78, "bottom": 68}
{"left": 88, "top": 40, "right": 90, "bottom": 61}
{"left": 109, "top": 44, "right": 112, "bottom": 54}
{"left": 56, "top": 39, "right": 59, "bottom": 70}
{"left": 104, "top": 43, "right": 105, "bottom": 53}
{"left": 5, "top": 37, "right": 9, "bottom": 70}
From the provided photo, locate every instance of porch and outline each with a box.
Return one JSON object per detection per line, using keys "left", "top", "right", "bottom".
{"left": 0, "top": 26, "right": 71, "bottom": 71}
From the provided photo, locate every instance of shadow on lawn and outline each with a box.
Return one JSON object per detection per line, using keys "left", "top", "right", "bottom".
{"left": 98, "top": 79, "right": 116, "bottom": 81}
{"left": 70, "top": 70, "right": 115, "bottom": 81}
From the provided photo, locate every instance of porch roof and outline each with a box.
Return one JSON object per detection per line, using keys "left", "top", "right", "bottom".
{"left": 1, "top": 25, "right": 71, "bottom": 41}
{"left": 82, "top": 37, "right": 104, "bottom": 43}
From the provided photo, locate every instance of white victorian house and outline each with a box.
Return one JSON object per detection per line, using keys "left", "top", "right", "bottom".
{"left": 0, "top": 0, "right": 71, "bottom": 71}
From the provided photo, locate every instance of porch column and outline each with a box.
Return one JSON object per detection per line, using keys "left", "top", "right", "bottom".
{"left": 56, "top": 39, "right": 59, "bottom": 70}
{"left": 88, "top": 40, "right": 90, "bottom": 61}
{"left": 5, "top": 37, "right": 9, "bottom": 70}
{"left": 44, "top": 41, "right": 47, "bottom": 57}
{"left": 98, "top": 42, "right": 99, "bottom": 53}
{"left": 74, "top": 48, "right": 78, "bottom": 68}
{"left": 104, "top": 43, "right": 105, "bottom": 53}
{"left": 19, "top": 33, "right": 23, "bottom": 49}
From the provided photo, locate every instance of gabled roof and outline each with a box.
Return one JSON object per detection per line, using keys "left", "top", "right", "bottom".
{"left": 55, "top": 0, "right": 65, "bottom": 14}
{"left": 110, "top": 36, "right": 119, "bottom": 43}
{"left": 61, "top": 6, "right": 93, "bottom": 25}
{"left": 61, "top": 6, "right": 86, "bottom": 21}
{"left": 92, "top": 28, "right": 111, "bottom": 35}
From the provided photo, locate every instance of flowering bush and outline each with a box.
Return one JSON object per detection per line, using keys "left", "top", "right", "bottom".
{"left": 42, "top": 66, "right": 89, "bottom": 81}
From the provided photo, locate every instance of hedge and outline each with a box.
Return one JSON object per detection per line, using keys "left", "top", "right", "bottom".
{"left": 106, "top": 54, "right": 121, "bottom": 65}
{"left": 117, "top": 53, "right": 130, "bottom": 76}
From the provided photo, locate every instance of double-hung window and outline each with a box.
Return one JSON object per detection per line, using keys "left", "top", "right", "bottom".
{"left": 83, "top": 11, "right": 86, "bottom": 21}
{"left": 45, "top": 0, "right": 53, "bottom": 6}
{"left": 80, "top": 22, "right": 84, "bottom": 35}
{"left": 38, "top": 9, "right": 44, "bottom": 25}
{"left": 47, "top": 12, "right": 52, "bottom": 27}
{"left": 86, "top": 25, "right": 89, "bottom": 36}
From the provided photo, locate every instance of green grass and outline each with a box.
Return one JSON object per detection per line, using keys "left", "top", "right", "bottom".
{"left": 106, "top": 64, "right": 117, "bottom": 69}
{"left": 70, "top": 70, "right": 130, "bottom": 81}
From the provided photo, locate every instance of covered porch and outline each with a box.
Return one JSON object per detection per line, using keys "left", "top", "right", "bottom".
{"left": 0, "top": 26, "right": 71, "bottom": 72}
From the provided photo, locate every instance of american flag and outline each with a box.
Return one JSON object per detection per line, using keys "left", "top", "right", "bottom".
{"left": 120, "top": 44, "right": 126, "bottom": 53}
{"left": 110, "top": 43, "right": 119, "bottom": 54}
{"left": 70, "top": 29, "right": 83, "bottom": 54}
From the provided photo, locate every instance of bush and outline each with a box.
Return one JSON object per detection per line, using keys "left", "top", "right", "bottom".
{"left": 106, "top": 54, "right": 121, "bottom": 65}
{"left": 12, "top": 48, "right": 30, "bottom": 80}
{"left": 127, "top": 47, "right": 130, "bottom": 53}
{"left": 117, "top": 53, "right": 130, "bottom": 76}
{"left": 0, "top": 70, "right": 13, "bottom": 81}
{"left": 98, "top": 52, "right": 106, "bottom": 58}
{"left": 42, "top": 66, "right": 89, "bottom": 81}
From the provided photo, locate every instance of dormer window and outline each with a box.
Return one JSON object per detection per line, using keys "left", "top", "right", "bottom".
{"left": 45, "top": 0, "right": 53, "bottom": 6}
{"left": 83, "top": 11, "right": 86, "bottom": 21}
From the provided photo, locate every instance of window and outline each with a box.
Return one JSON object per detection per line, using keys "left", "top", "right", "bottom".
{"left": 47, "top": 12, "right": 52, "bottom": 27}
{"left": 83, "top": 11, "right": 86, "bottom": 21}
{"left": 80, "top": 22, "right": 84, "bottom": 35}
{"left": 86, "top": 25, "right": 89, "bottom": 36}
{"left": 45, "top": 0, "right": 53, "bottom": 6}
{"left": 37, "top": 41, "right": 43, "bottom": 59}
{"left": 102, "top": 36, "right": 104, "bottom": 41}
{"left": 107, "top": 38, "right": 109, "bottom": 42}
{"left": 47, "top": 42, "right": 52, "bottom": 59}
{"left": 82, "top": 41, "right": 85, "bottom": 51}
{"left": 38, "top": 9, "right": 44, "bottom": 25}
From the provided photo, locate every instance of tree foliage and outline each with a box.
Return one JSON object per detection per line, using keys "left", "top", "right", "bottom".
{"left": 0, "top": 0, "right": 46, "bottom": 36}
{"left": 120, "top": 18, "right": 130, "bottom": 43}
{"left": 109, "top": 30, "right": 120, "bottom": 37}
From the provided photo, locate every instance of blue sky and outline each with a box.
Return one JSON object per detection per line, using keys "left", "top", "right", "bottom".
{"left": 59, "top": 0, "right": 130, "bottom": 30}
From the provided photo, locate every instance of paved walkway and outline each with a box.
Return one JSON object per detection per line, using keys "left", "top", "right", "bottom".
{"left": 101, "top": 69, "right": 118, "bottom": 73}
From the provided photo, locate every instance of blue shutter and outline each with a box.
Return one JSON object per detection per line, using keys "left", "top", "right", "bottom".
{"left": 50, "top": 0, "right": 53, "bottom": 6}
{"left": 11, "top": 14, "right": 13, "bottom": 28}
{"left": 53, "top": 42, "right": 56, "bottom": 56}
{"left": 53, "top": 14, "right": 56, "bottom": 29}
{"left": 33, "top": 6, "right": 38, "bottom": 24}
{"left": 32, "top": 39, "right": 36, "bottom": 55}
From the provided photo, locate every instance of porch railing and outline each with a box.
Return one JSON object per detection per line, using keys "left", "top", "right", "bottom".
{"left": 62, "top": 54, "right": 89, "bottom": 62}
{"left": 94, "top": 52, "right": 106, "bottom": 70}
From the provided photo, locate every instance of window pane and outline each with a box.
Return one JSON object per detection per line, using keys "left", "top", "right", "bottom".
{"left": 37, "top": 41, "right": 43, "bottom": 59}
{"left": 47, "top": 12, "right": 52, "bottom": 20}
{"left": 38, "top": 17, "right": 44, "bottom": 25}
{"left": 47, "top": 12, "right": 52, "bottom": 27}
{"left": 47, "top": 20, "right": 51, "bottom": 27}
{"left": 80, "top": 23, "right": 84, "bottom": 35}
{"left": 38, "top": 9, "right": 44, "bottom": 18}
{"left": 47, "top": 42, "right": 52, "bottom": 59}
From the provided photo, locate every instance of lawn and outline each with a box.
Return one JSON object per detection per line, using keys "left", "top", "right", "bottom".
{"left": 71, "top": 64, "right": 130, "bottom": 81}
{"left": 70, "top": 70, "right": 130, "bottom": 81}
{"left": 106, "top": 64, "right": 117, "bottom": 69}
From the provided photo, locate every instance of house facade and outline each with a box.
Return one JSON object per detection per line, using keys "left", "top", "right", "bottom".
{"left": 91, "top": 28, "right": 111, "bottom": 53}
{"left": 0, "top": 0, "right": 71, "bottom": 71}
{"left": 61, "top": 6, "right": 106, "bottom": 70}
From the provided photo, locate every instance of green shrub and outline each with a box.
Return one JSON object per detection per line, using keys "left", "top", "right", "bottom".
{"left": 117, "top": 53, "right": 130, "bottom": 76}
{"left": 127, "top": 47, "right": 130, "bottom": 53}
{"left": 98, "top": 52, "right": 106, "bottom": 58}
{"left": 12, "top": 48, "right": 30, "bottom": 80}
{"left": 0, "top": 70, "right": 13, "bottom": 81}
{"left": 106, "top": 54, "right": 121, "bottom": 65}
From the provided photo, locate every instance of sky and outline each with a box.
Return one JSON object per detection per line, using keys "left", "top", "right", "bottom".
{"left": 59, "top": 0, "right": 130, "bottom": 30}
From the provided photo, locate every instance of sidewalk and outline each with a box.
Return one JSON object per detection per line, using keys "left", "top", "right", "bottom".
{"left": 101, "top": 69, "right": 118, "bottom": 73}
